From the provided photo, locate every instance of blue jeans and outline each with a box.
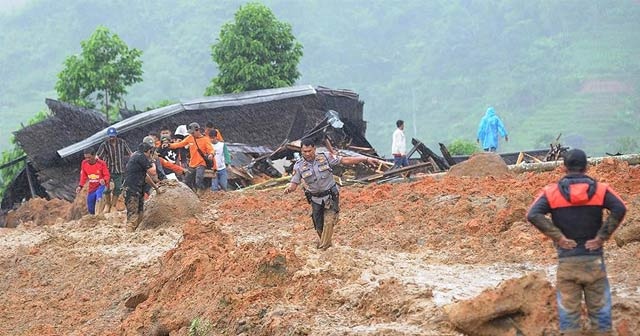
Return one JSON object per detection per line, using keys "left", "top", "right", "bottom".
{"left": 556, "top": 256, "right": 612, "bottom": 332}
{"left": 86, "top": 185, "right": 106, "bottom": 215}
{"left": 211, "top": 168, "right": 228, "bottom": 191}
{"left": 392, "top": 155, "right": 409, "bottom": 169}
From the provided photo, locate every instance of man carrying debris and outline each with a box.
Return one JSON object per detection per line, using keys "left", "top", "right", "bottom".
{"left": 76, "top": 147, "right": 110, "bottom": 215}
{"left": 391, "top": 119, "right": 409, "bottom": 169}
{"left": 123, "top": 142, "right": 162, "bottom": 232}
{"left": 527, "top": 149, "right": 626, "bottom": 335}
{"left": 284, "top": 138, "right": 381, "bottom": 249}
{"left": 476, "top": 106, "right": 508, "bottom": 152}
{"left": 96, "top": 126, "right": 132, "bottom": 212}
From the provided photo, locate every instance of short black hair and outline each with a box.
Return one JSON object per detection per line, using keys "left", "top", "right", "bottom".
{"left": 301, "top": 137, "right": 316, "bottom": 147}
{"left": 83, "top": 147, "right": 96, "bottom": 155}
{"left": 396, "top": 120, "right": 404, "bottom": 128}
{"left": 148, "top": 132, "right": 159, "bottom": 139}
{"left": 563, "top": 149, "right": 588, "bottom": 172}
{"left": 205, "top": 121, "right": 214, "bottom": 128}
{"left": 160, "top": 125, "right": 171, "bottom": 132}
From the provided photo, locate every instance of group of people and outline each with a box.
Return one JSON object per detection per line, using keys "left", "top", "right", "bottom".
{"left": 76, "top": 121, "right": 232, "bottom": 231}
{"left": 75, "top": 108, "right": 626, "bottom": 334}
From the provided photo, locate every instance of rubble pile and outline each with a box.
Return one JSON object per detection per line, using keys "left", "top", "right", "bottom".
{"left": 0, "top": 158, "right": 639, "bottom": 335}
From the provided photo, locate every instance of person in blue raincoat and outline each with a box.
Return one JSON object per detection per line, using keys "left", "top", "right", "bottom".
{"left": 476, "top": 107, "right": 509, "bottom": 152}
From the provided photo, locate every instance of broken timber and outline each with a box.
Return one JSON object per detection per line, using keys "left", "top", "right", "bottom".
{"left": 355, "top": 161, "right": 434, "bottom": 182}
{"left": 411, "top": 138, "right": 450, "bottom": 171}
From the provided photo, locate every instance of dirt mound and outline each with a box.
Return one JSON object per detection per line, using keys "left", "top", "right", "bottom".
{"left": 139, "top": 180, "right": 202, "bottom": 230}
{"left": 4, "top": 197, "right": 71, "bottom": 227}
{"left": 445, "top": 272, "right": 555, "bottom": 336}
{"left": 67, "top": 188, "right": 89, "bottom": 220}
{"left": 448, "top": 152, "right": 512, "bottom": 177}
{"left": 1, "top": 160, "right": 640, "bottom": 335}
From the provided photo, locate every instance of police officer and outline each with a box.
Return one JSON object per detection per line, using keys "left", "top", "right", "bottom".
{"left": 527, "top": 149, "right": 626, "bottom": 335}
{"left": 284, "top": 137, "right": 380, "bottom": 249}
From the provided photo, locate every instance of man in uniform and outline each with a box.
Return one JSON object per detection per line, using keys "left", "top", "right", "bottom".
{"left": 123, "top": 142, "right": 162, "bottom": 232}
{"left": 527, "top": 149, "right": 626, "bottom": 335}
{"left": 284, "top": 137, "right": 380, "bottom": 249}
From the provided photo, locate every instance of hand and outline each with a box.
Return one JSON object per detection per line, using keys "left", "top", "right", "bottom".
{"left": 99, "top": 179, "right": 106, "bottom": 186}
{"left": 505, "top": 135, "right": 509, "bottom": 142}
{"left": 76, "top": 186, "right": 82, "bottom": 194}
{"left": 155, "top": 186, "right": 165, "bottom": 195}
{"left": 283, "top": 187, "right": 292, "bottom": 195}
{"left": 162, "top": 143, "right": 169, "bottom": 149}
{"left": 557, "top": 236, "right": 577, "bottom": 250}
{"left": 476, "top": 138, "right": 480, "bottom": 144}
{"left": 585, "top": 236, "right": 604, "bottom": 251}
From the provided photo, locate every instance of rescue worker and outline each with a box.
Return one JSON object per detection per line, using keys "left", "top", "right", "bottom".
{"left": 527, "top": 149, "right": 626, "bottom": 335}
{"left": 284, "top": 137, "right": 381, "bottom": 249}
{"left": 123, "top": 142, "right": 162, "bottom": 232}
{"left": 76, "top": 147, "right": 110, "bottom": 215}
{"left": 96, "top": 126, "right": 132, "bottom": 212}
{"left": 166, "top": 122, "right": 214, "bottom": 194}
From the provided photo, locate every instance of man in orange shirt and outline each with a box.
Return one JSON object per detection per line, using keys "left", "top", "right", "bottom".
{"left": 167, "top": 122, "right": 214, "bottom": 193}
{"left": 76, "top": 147, "right": 110, "bottom": 215}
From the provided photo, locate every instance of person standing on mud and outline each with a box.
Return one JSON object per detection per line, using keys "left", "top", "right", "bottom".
{"left": 284, "top": 138, "right": 381, "bottom": 249}
{"left": 96, "top": 126, "right": 132, "bottom": 212}
{"left": 527, "top": 149, "right": 626, "bottom": 335}
{"left": 391, "top": 119, "right": 409, "bottom": 169}
{"left": 123, "top": 142, "right": 162, "bottom": 232}
{"left": 476, "top": 106, "right": 508, "bottom": 152}
{"left": 166, "top": 122, "right": 214, "bottom": 194}
{"left": 76, "top": 147, "right": 110, "bottom": 215}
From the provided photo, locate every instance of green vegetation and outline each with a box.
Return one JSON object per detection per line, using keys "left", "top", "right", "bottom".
{"left": 188, "top": 317, "right": 213, "bottom": 336}
{"left": 55, "top": 26, "right": 143, "bottom": 122}
{"left": 0, "top": 110, "right": 49, "bottom": 198}
{"left": 204, "top": 2, "right": 303, "bottom": 95}
{"left": 0, "top": 0, "right": 639, "bottom": 158}
{"left": 448, "top": 139, "right": 481, "bottom": 156}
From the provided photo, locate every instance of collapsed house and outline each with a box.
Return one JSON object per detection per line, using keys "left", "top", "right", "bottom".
{"left": 1, "top": 85, "right": 375, "bottom": 210}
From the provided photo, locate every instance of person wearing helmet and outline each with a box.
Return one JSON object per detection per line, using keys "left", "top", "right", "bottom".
{"left": 96, "top": 126, "right": 132, "bottom": 212}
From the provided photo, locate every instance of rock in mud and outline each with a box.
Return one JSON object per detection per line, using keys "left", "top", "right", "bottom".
{"left": 139, "top": 180, "right": 202, "bottom": 230}
{"left": 444, "top": 272, "right": 555, "bottom": 336}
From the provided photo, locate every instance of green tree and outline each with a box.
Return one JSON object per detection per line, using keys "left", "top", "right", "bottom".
{"left": 55, "top": 25, "right": 143, "bottom": 122}
{"left": 0, "top": 110, "right": 49, "bottom": 199}
{"left": 204, "top": 2, "right": 303, "bottom": 95}
{"left": 448, "top": 139, "right": 481, "bottom": 155}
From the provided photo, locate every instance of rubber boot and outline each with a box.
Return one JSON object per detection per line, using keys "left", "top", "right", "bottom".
{"left": 318, "top": 211, "right": 338, "bottom": 249}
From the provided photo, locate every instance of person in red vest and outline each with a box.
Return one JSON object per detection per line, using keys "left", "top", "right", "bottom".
{"left": 527, "top": 149, "right": 626, "bottom": 335}
{"left": 76, "top": 147, "right": 110, "bottom": 215}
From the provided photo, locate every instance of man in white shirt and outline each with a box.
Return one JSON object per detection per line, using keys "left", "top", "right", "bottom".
{"left": 209, "top": 130, "right": 229, "bottom": 191}
{"left": 391, "top": 119, "right": 409, "bottom": 169}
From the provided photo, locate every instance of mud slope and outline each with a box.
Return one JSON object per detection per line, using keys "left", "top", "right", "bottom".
{"left": 1, "top": 158, "right": 639, "bottom": 335}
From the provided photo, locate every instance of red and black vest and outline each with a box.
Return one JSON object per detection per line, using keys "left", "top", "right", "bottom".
{"left": 543, "top": 176, "right": 607, "bottom": 243}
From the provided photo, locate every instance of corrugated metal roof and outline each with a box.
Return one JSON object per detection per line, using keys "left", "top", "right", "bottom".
{"left": 57, "top": 85, "right": 317, "bottom": 158}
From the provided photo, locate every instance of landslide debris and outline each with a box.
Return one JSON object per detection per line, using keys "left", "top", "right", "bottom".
{"left": 0, "top": 157, "right": 639, "bottom": 336}
{"left": 448, "top": 152, "right": 512, "bottom": 178}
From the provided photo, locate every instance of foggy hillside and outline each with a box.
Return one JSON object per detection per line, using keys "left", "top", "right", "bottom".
{"left": 1, "top": 0, "right": 639, "bottom": 155}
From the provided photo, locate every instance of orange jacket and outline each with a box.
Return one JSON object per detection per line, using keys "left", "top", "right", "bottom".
{"left": 169, "top": 134, "right": 215, "bottom": 168}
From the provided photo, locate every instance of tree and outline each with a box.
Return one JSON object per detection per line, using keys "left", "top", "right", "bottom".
{"left": 55, "top": 26, "right": 143, "bottom": 122}
{"left": 205, "top": 2, "right": 303, "bottom": 95}
{"left": 0, "top": 110, "right": 49, "bottom": 199}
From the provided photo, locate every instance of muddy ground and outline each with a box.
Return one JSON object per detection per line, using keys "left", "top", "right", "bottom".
{"left": 1, "top": 155, "right": 639, "bottom": 335}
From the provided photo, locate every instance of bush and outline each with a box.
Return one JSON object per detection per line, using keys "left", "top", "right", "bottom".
{"left": 188, "top": 317, "right": 213, "bottom": 336}
{"left": 448, "top": 139, "right": 481, "bottom": 155}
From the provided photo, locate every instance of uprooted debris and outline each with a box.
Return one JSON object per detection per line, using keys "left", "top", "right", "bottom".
{"left": 445, "top": 272, "right": 555, "bottom": 336}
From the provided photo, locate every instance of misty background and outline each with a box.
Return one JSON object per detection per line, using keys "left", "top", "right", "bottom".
{"left": 1, "top": 0, "right": 639, "bottom": 157}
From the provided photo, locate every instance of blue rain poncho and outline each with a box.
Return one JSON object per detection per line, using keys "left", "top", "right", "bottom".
{"left": 476, "top": 107, "right": 508, "bottom": 151}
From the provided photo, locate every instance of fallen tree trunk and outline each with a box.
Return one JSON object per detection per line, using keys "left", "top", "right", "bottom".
{"left": 508, "top": 153, "right": 640, "bottom": 174}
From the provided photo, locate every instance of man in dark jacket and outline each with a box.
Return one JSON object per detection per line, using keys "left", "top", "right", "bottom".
{"left": 527, "top": 149, "right": 626, "bottom": 335}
